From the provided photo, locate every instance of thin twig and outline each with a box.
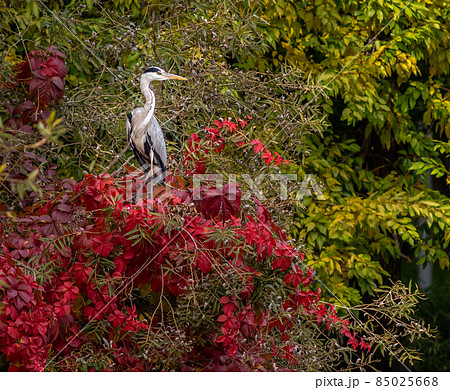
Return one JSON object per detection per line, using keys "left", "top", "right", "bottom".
{"left": 111, "top": 154, "right": 134, "bottom": 177}
{"left": 106, "top": 145, "right": 130, "bottom": 172}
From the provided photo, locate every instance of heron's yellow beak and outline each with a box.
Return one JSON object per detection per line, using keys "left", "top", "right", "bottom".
{"left": 164, "top": 72, "right": 187, "bottom": 81}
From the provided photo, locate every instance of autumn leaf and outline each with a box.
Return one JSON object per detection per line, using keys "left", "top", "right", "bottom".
{"left": 195, "top": 183, "right": 241, "bottom": 222}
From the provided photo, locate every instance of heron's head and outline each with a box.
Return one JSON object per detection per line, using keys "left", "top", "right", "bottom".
{"left": 141, "top": 66, "right": 187, "bottom": 83}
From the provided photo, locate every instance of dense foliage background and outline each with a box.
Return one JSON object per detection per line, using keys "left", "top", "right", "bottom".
{"left": 1, "top": 0, "right": 449, "bottom": 371}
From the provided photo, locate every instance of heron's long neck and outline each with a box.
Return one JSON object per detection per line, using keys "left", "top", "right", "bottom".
{"left": 140, "top": 77, "right": 155, "bottom": 118}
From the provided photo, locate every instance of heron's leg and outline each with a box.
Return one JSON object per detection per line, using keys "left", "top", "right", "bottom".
{"left": 149, "top": 149, "right": 154, "bottom": 200}
{"left": 136, "top": 181, "right": 143, "bottom": 201}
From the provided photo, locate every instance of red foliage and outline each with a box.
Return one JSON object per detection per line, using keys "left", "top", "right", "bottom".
{"left": 16, "top": 45, "right": 66, "bottom": 109}
{"left": 1, "top": 46, "right": 68, "bottom": 208}
{"left": 182, "top": 117, "right": 289, "bottom": 176}
{"left": 0, "top": 171, "right": 370, "bottom": 371}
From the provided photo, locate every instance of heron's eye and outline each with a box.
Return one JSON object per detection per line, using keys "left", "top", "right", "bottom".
{"left": 157, "top": 71, "right": 162, "bottom": 75}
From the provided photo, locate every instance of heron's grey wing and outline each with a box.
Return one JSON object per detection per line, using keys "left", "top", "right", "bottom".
{"left": 148, "top": 117, "right": 167, "bottom": 168}
{"left": 143, "top": 116, "right": 167, "bottom": 183}
{"left": 127, "top": 110, "right": 151, "bottom": 173}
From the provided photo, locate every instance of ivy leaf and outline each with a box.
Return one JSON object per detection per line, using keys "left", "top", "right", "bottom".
{"left": 92, "top": 233, "right": 115, "bottom": 257}
{"left": 5, "top": 276, "right": 33, "bottom": 310}
{"left": 47, "top": 45, "right": 66, "bottom": 59}
{"left": 196, "top": 254, "right": 212, "bottom": 273}
{"left": 195, "top": 183, "right": 241, "bottom": 222}
{"left": 29, "top": 77, "right": 46, "bottom": 93}
{"left": 49, "top": 76, "right": 65, "bottom": 102}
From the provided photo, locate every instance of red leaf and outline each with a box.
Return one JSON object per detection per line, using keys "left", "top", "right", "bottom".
{"left": 217, "top": 315, "right": 228, "bottom": 322}
{"left": 273, "top": 152, "right": 283, "bottom": 165}
{"left": 250, "top": 139, "right": 264, "bottom": 154}
{"left": 46, "top": 45, "right": 66, "bottom": 59}
{"left": 37, "top": 82, "right": 52, "bottom": 106}
{"left": 196, "top": 183, "right": 241, "bottom": 221}
{"left": 18, "top": 290, "right": 32, "bottom": 303}
{"left": 30, "top": 55, "right": 43, "bottom": 72}
{"left": 196, "top": 254, "right": 212, "bottom": 273}
{"left": 29, "top": 77, "right": 46, "bottom": 93}
{"left": 49, "top": 77, "right": 65, "bottom": 102}
{"left": 93, "top": 235, "right": 115, "bottom": 257}
{"left": 5, "top": 276, "right": 34, "bottom": 310}
{"left": 223, "top": 302, "right": 236, "bottom": 317}
{"left": 15, "top": 61, "right": 31, "bottom": 80}
{"left": 41, "top": 57, "right": 67, "bottom": 79}
{"left": 49, "top": 57, "right": 67, "bottom": 78}
{"left": 108, "top": 310, "right": 126, "bottom": 328}
{"left": 50, "top": 76, "right": 64, "bottom": 90}
{"left": 40, "top": 60, "right": 59, "bottom": 78}
{"left": 261, "top": 149, "right": 274, "bottom": 165}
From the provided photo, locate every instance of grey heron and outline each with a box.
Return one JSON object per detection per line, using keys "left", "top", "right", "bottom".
{"left": 126, "top": 66, "right": 186, "bottom": 198}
